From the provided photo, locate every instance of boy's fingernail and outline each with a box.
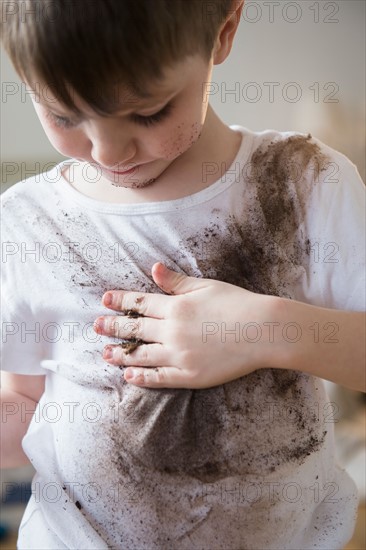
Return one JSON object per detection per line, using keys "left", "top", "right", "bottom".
{"left": 103, "top": 346, "right": 113, "bottom": 360}
{"left": 103, "top": 292, "right": 113, "bottom": 306}
{"left": 93, "top": 317, "right": 105, "bottom": 333}
{"left": 125, "top": 368, "right": 142, "bottom": 382}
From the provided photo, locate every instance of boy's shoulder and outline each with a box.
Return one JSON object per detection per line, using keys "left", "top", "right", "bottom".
{"left": 1, "top": 159, "right": 69, "bottom": 212}
{"left": 235, "top": 126, "right": 364, "bottom": 207}
{"left": 238, "top": 126, "right": 357, "bottom": 178}
{"left": 0, "top": 159, "right": 71, "bottom": 243}
{"left": 1, "top": 160, "right": 68, "bottom": 204}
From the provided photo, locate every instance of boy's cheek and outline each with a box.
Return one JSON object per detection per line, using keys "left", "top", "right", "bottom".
{"left": 42, "top": 126, "right": 86, "bottom": 159}
{"left": 157, "top": 96, "right": 208, "bottom": 161}
{"left": 159, "top": 121, "right": 203, "bottom": 161}
{"left": 31, "top": 104, "right": 85, "bottom": 158}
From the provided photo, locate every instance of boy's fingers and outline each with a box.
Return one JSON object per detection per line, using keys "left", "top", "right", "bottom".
{"left": 102, "top": 290, "right": 172, "bottom": 319}
{"left": 103, "top": 343, "right": 167, "bottom": 367}
{"left": 95, "top": 316, "right": 163, "bottom": 343}
{"left": 124, "top": 366, "right": 184, "bottom": 388}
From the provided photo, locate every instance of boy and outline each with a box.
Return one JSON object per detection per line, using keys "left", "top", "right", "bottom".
{"left": 1, "top": 1, "right": 365, "bottom": 548}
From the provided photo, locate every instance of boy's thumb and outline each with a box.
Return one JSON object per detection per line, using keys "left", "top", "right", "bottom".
{"left": 151, "top": 262, "right": 202, "bottom": 295}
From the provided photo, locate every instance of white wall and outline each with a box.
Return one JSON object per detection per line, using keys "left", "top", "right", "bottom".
{"left": 1, "top": 0, "right": 365, "bottom": 187}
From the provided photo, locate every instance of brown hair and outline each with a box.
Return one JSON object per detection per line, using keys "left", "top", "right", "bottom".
{"left": 1, "top": 0, "right": 235, "bottom": 114}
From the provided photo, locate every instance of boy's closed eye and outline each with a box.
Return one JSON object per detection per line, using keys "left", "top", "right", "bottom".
{"left": 45, "top": 102, "right": 173, "bottom": 130}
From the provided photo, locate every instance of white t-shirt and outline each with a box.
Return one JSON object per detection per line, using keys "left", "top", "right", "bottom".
{"left": 1, "top": 126, "right": 365, "bottom": 549}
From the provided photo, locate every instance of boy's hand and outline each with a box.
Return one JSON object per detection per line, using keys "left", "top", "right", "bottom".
{"left": 94, "top": 263, "right": 278, "bottom": 389}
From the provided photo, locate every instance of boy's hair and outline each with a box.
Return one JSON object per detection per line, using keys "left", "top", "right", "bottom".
{"left": 1, "top": 0, "right": 234, "bottom": 114}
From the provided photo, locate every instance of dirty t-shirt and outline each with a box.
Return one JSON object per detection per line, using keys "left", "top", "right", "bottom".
{"left": 1, "top": 127, "right": 365, "bottom": 550}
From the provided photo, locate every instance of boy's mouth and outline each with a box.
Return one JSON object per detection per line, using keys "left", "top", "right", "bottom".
{"left": 108, "top": 165, "right": 141, "bottom": 175}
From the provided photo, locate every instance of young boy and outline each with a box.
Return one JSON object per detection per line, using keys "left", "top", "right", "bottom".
{"left": 1, "top": 1, "right": 365, "bottom": 548}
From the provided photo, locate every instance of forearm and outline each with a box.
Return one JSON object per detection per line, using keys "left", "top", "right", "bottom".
{"left": 1, "top": 388, "right": 36, "bottom": 468}
{"left": 269, "top": 297, "right": 366, "bottom": 392}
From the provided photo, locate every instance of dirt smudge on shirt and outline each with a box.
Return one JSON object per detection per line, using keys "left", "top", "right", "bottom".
{"left": 253, "top": 133, "right": 327, "bottom": 240}
{"left": 181, "top": 133, "right": 329, "bottom": 297}
{"left": 109, "top": 384, "right": 230, "bottom": 483}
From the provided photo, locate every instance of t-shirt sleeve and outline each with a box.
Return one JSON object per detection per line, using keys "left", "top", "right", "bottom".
{"left": 297, "top": 140, "right": 365, "bottom": 311}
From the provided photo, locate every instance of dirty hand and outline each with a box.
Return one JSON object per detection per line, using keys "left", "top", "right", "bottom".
{"left": 94, "top": 262, "right": 278, "bottom": 388}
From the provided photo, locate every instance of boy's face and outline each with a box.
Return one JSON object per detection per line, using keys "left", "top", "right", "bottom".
{"left": 30, "top": 54, "right": 214, "bottom": 189}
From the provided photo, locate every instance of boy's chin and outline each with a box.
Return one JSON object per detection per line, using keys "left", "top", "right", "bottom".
{"left": 110, "top": 178, "right": 157, "bottom": 189}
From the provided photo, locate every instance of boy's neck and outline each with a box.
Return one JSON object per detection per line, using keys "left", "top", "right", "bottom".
{"left": 63, "top": 106, "right": 243, "bottom": 204}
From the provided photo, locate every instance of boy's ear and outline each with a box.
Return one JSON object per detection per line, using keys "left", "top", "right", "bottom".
{"left": 213, "top": 0, "right": 244, "bottom": 65}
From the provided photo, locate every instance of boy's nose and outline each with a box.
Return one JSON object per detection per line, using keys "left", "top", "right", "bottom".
{"left": 91, "top": 143, "right": 137, "bottom": 170}
{"left": 89, "top": 131, "right": 137, "bottom": 170}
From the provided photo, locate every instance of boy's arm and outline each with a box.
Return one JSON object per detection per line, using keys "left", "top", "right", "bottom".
{"left": 260, "top": 296, "right": 365, "bottom": 391}
{"left": 1, "top": 372, "right": 45, "bottom": 468}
